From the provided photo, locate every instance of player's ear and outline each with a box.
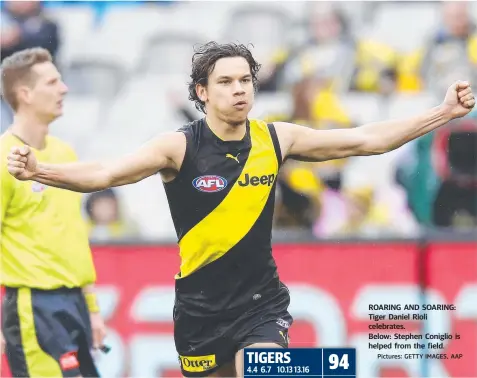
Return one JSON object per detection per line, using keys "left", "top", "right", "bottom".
{"left": 16, "top": 84, "right": 33, "bottom": 106}
{"left": 196, "top": 84, "right": 207, "bottom": 103}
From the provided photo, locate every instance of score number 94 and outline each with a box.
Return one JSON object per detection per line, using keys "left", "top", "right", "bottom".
{"left": 329, "top": 354, "right": 349, "bottom": 369}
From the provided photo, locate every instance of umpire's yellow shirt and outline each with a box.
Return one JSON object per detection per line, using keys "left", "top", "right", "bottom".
{"left": 0, "top": 132, "right": 96, "bottom": 289}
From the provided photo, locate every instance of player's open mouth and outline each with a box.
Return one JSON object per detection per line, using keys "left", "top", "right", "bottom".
{"left": 234, "top": 101, "right": 247, "bottom": 108}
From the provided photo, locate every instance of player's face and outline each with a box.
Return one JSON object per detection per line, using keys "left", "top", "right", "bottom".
{"left": 19, "top": 61, "right": 68, "bottom": 120}
{"left": 200, "top": 57, "right": 254, "bottom": 125}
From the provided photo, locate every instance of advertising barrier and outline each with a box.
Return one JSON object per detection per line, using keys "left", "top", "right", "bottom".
{"left": 1, "top": 241, "right": 476, "bottom": 377}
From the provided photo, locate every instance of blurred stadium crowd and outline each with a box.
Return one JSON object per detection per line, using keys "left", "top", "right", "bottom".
{"left": 1, "top": 0, "right": 477, "bottom": 242}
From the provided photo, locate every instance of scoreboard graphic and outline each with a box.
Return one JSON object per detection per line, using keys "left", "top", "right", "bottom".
{"left": 243, "top": 348, "right": 356, "bottom": 377}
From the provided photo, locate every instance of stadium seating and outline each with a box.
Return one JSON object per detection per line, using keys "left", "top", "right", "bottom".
{"left": 338, "top": 93, "right": 383, "bottom": 125}
{"left": 45, "top": 6, "right": 96, "bottom": 65}
{"left": 32, "top": 1, "right": 474, "bottom": 239}
{"left": 49, "top": 95, "right": 103, "bottom": 152}
{"left": 360, "top": 2, "right": 440, "bottom": 53}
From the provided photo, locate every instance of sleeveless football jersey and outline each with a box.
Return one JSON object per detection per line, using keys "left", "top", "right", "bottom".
{"left": 164, "top": 118, "right": 283, "bottom": 314}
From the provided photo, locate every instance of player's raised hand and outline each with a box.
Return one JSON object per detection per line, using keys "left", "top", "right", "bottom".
{"left": 443, "top": 81, "right": 475, "bottom": 119}
{"left": 7, "top": 145, "right": 37, "bottom": 181}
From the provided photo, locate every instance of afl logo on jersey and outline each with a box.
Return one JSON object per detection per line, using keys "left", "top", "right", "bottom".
{"left": 192, "top": 175, "right": 227, "bottom": 193}
{"left": 32, "top": 182, "right": 47, "bottom": 193}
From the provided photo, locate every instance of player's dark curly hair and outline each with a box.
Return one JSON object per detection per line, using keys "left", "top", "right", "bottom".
{"left": 188, "top": 42, "right": 261, "bottom": 114}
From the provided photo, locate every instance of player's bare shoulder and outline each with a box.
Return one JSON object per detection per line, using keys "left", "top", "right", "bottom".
{"left": 159, "top": 131, "right": 187, "bottom": 170}
{"left": 159, "top": 120, "right": 204, "bottom": 181}
{"left": 269, "top": 121, "right": 296, "bottom": 160}
{"left": 170, "top": 119, "right": 204, "bottom": 165}
{"left": 145, "top": 129, "right": 186, "bottom": 182}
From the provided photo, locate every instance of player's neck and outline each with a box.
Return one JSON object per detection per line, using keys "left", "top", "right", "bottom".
{"left": 205, "top": 115, "right": 246, "bottom": 142}
{"left": 10, "top": 113, "right": 50, "bottom": 150}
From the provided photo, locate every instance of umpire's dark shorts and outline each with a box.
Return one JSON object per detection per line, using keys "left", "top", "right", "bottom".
{"left": 2, "top": 287, "right": 99, "bottom": 377}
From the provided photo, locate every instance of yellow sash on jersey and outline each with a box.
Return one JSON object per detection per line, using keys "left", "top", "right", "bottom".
{"left": 177, "top": 120, "right": 279, "bottom": 278}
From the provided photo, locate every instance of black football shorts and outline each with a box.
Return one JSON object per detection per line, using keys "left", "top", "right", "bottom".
{"left": 174, "top": 281, "right": 293, "bottom": 377}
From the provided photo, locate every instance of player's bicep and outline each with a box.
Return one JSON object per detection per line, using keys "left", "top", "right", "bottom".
{"left": 106, "top": 132, "right": 185, "bottom": 187}
{"left": 279, "top": 122, "right": 370, "bottom": 162}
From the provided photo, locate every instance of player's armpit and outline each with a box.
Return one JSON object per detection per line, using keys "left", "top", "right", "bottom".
{"left": 33, "top": 132, "right": 186, "bottom": 193}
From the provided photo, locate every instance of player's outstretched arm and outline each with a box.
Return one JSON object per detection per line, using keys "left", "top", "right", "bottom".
{"left": 6, "top": 132, "right": 185, "bottom": 193}
{"left": 276, "top": 81, "right": 475, "bottom": 162}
